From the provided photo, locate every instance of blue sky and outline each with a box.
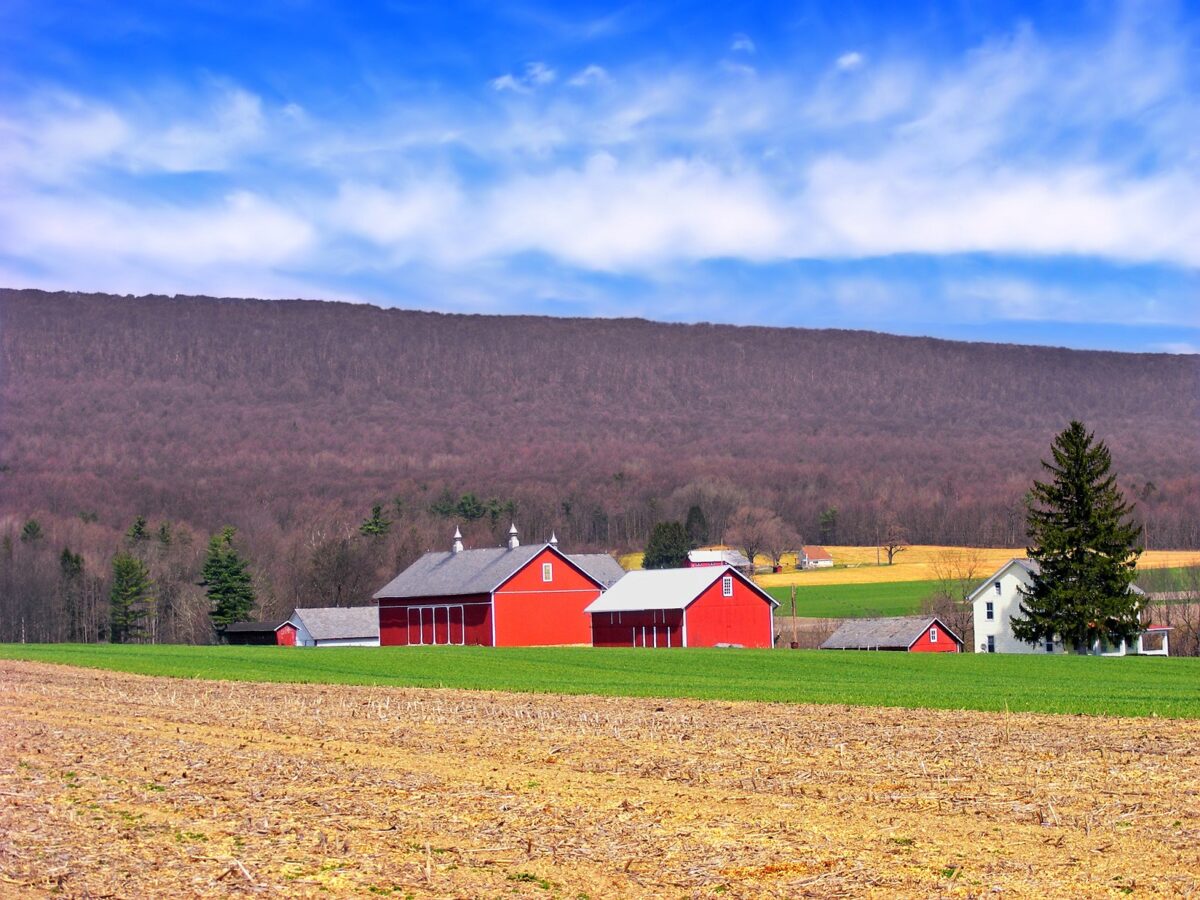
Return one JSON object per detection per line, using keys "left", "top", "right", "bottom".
{"left": 1, "top": 1, "right": 1197, "bottom": 352}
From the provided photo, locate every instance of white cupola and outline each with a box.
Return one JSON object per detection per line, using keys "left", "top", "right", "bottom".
{"left": 507, "top": 523, "right": 520, "bottom": 550}
{"left": 452, "top": 526, "right": 463, "bottom": 554}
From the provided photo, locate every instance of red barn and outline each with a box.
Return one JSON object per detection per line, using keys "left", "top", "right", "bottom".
{"left": 373, "top": 526, "right": 625, "bottom": 647}
{"left": 820, "top": 616, "right": 962, "bottom": 652}
{"left": 586, "top": 566, "right": 778, "bottom": 649}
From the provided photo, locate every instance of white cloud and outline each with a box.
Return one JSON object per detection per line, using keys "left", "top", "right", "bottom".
{"left": 491, "top": 61, "right": 557, "bottom": 92}
{"left": 568, "top": 65, "right": 610, "bottom": 87}
{"left": 731, "top": 33, "right": 756, "bottom": 54}
{"left": 836, "top": 51, "right": 865, "bottom": 71}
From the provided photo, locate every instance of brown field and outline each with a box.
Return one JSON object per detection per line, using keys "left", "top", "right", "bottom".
{"left": 2, "top": 661, "right": 1199, "bottom": 898}
{"left": 621, "top": 546, "right": 1200, "bottom": 588}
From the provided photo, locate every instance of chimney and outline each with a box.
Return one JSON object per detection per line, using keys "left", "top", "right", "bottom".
{"left": 507, "top": 523, "right": 520, "bottom": 550}
{"left": 452, "top": 526, "right": 463, "bottom": 554}
{"left": 549, "top": 531, "right": 558, "bottom": 549}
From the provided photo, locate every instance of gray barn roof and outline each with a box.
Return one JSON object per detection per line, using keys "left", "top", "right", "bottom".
{"left": 372, "top": 544, "right": 626, "bottom": 599}
{"left": 293, "top": 606, "right": 379, "bottom": 641}
{"left": 820, "top": 616, "right": 961, "bottom": 650}
{"left": 223, "top": 620, "right": 285, "bottom": 633}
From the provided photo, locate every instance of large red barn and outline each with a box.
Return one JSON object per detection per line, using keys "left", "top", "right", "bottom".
{"left": 586, "top": 566, "right": 778, "bottom": 648}
{"left": 373, "top": 527, "right": 625, "bottom": 647}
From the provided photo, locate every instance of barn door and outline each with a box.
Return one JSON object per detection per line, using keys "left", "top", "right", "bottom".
{"left": 434, "top": 607, "right": 450, "bottom": 645}
{"left": 421, "top": 608, "right": 435, "bottom": 645}
{"left": 449, "top": 606, "right": 465, "bottom": 645}
{"left": 407, "top": 608, "right": 421, "bottom": 645}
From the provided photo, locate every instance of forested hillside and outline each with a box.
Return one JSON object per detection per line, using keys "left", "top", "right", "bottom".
{"left": 1, "top": 289, "right": 1197, "bottom": 641}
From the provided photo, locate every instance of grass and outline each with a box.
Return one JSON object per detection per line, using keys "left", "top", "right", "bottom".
{"left": 1, "top": 643, "right": 1197, "bottom": 718}
{"left": 769, "top": 579, "right": 939, "bottom": 618}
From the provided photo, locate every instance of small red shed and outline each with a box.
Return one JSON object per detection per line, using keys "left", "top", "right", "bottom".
{"left": 373, "top": 527, "right": 625, "bottom": 647}
{"left": 586, "top": 565, "right": 778, "bottom": 649}
{"left": 820, "top": 616, "right": 962, "bottom": 652}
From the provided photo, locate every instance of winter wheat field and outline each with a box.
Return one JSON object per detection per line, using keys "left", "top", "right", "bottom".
{"left": 2, "top": 658, "right": 1199, "bottom": 898}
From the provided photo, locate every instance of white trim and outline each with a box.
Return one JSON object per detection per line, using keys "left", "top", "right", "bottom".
{"left": 681, "top": 609, "right": 689, "bottom": 648}
{"left": 490, "top": 592, "right": 497, "bottom": 647}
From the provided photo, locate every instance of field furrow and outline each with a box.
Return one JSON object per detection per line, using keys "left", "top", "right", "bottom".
{"left": 2, "top": 660, "right": 1198, "bottom": 898}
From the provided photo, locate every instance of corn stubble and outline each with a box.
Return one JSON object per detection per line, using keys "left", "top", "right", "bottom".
{"left": 2, "top": 660, "right": 1197, "bottom": 897}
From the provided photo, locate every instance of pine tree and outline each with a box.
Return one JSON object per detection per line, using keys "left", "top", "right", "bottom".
{"left": 643, "top": 521, "right": 690, "bottom": 569}
{"left": 20, "top": 519, "right": 43, "bottom": 543}
{"left": 1012, "top": 421, "right": 1143, "bottom": 654}
{"left": 201, "top": 526, "right": 257, "bottom": 630}
{"left": 60, "top": 547, "right": 84, "bottom": 642}
{"left": 684, "top": 505, "right": 709, "bottom": 548}
{"left": 126, "top": 515, "right": 150, "bottom": 546}
{"left": 109, "top": 553, "right": 153, "bottom": 643}
{"left": 359, "top": 504, "right": 392, "bottom": 537}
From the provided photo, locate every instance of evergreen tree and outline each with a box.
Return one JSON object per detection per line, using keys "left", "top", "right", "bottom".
{"left": 643, "top": 521, "right": 691, "bottom": 569}
{"left": 157, "top": 521, "right": 173, "bottom": 547}
{"left": 109, "top": 553, "right": 152, "bottom": 643}
{"left": 684, "top": 505, "right": 709, "bottom": 548}
{"left": 1012, "top": 421, "right": 1143, "bottom": 654}
{"left": 20, "top": 519, "right": 43, "bottom": 543}
{"left": 359, "top": 504, "right": 392, "bottom": 537}
{"left": 201, "top": 526, "right": 257, "bottom": 630}
{"left": 59, "top": 547, "right": 85, "bottom": 642}
{"left": 455, "top": 492, "right": 486, "bottom": 521}
{"left": 818, "top": 507, "right": 839, "bottom": 544}
{"left": 126, "top": 515, "right": 150, "bottom": 545}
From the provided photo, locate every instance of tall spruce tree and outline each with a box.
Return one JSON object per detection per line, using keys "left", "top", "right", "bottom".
{"left": 201, "top": 526, "right": 257, "bottom": 630}
{"left": 109, "top": 553, "right": 153, "bottom": 643}
{"left": 643, "top": 521, "right": 691, "bottom": 569}
{"left": 359, "top": 504, "right": 392, "bottom": 537}
{"left": 1012, "top": 421, "right": 1143, "bottom": 654}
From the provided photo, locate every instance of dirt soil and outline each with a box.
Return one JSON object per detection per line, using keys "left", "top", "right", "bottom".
{"left": 2, "top": 660, "right": 1198, "bottom": 898}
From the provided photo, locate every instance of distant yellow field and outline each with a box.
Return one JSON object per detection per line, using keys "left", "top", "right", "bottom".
{"left": 620, "top": 545, "right": 1200, "bottom": 587}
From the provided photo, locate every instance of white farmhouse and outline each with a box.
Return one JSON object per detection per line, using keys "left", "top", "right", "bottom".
{"left": 969, "top": 559, "right": 1168, "bottom": 656}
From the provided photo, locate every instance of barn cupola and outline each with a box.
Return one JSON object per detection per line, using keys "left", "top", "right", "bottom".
{"left": 507, "top": 523, "right": 520, "bottom": 550}
{"left": 452, "top": 526, "right": 463, "bottom": 554}
{"left": 549, "top": 531, "right": 558, "bottom": 549}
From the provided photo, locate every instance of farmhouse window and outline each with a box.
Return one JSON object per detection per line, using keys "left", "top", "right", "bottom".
{"left": 993, "top": 581, "right": 1001, "bottom": 595}
{"left": 985, "top": 601, "right": 994, "bottom": 620}
{"left": 929, "top": 627, "right": 938, "bottom": 643}
{"left": 986, "top": 635, "right": 995, "bottom": 653}
{"left": 1045, "top": 639, "right": 1054, "bottom": 653}
{"left": 542, "top": 562, "right": 553, "bottom": 582}
{"left": 722, "top": 575, "right": 733, "bottom": 597}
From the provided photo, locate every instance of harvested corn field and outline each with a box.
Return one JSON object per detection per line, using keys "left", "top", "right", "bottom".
{"left": 2, "top": 661, "right": 1199, "bottom": 898}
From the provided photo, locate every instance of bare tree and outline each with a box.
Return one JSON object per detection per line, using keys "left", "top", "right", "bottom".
{"left": 880, "top": 513, "right": 909, "bottom": 565}
{"left": 727, "top": 506, "right": 790, "bottom": 572}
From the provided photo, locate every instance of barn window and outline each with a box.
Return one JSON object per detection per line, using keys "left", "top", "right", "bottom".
{"left": 985, "top": 601, "right": 994, "bottom": 620}
{"left": 986, "top": 635, "right": 995, "bottom": 653}
{"left": 929, "top": 627, "right": 938, "bottom": 643}
{"left": 993, "top": 581, "right": 1001, "bottom": 595}
{"left": 542, "top": 562, "right": 553, "bottom": 582}
{"left": 722, "top": 575, "right": 733, "bottom": 597}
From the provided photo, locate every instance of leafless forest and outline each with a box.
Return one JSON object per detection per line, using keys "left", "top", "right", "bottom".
{"left": 1, "top": 289, "right": 1197, "bottom": 641}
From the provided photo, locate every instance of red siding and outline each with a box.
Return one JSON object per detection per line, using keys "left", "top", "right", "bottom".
{"left": 684, "top": 574, "right": 775, "bottom": 649}
{"left": 379, "top": 594, "right": 493, "bottom": 646}
{"left": 276, "top": 623, "right": 296, "bottom": 646}
{"left": 908, "top": 621, "right": 961, "bottom": 653}
{"left": 591, "top": 609, "right": 684, "bottom": 648}
{"left": 493, "top": 548, "right": 602, "bottom": 646}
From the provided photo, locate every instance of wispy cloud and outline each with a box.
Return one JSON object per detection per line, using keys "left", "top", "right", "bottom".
{"left": 2, "top": 6, "right": 1198, "bottom": 346}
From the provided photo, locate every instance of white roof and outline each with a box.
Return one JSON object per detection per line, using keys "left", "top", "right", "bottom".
{"left": 687, "top": 548, "right": 752, "bottom": 566}
{"left": 585, "top": 566, "right": 778, "bottom": 613}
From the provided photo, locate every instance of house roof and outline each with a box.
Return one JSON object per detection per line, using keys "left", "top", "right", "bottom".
{"left": 687, "top": 548, "right": 752, "bottom": 567}
{"left": 373, "top": 543, "right": 622, "bottom": 599}
{"left": 820, "top": 616, "right": 962, "bottom": 650}
{"left": 801, "top": 545, "right": 832, "bottom": 560}
{"left": 292, "top": 606, "right": 379, "bottom": 641}
{"left": 222, "top": 620, "right": 285, "bottom": 633}
{"left": 969, "top": 557, "right": 1146, "bottom": 602}
{"left": 585, "top": 565, "right": 778, "bottom": 613}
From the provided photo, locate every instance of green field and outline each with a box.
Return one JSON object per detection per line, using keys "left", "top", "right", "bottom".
{"left": 2, "top": 643, "right": 1197, "bottom": 718}
{"left": 769, "top": 579, "right": 939, "bottom": 618}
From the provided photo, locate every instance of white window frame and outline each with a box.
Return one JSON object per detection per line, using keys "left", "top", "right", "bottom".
{"left": 721, "top": 575, "right": 733, "bottom": 597}
{"left": 986, "top": 635, "right": 995, "bottom": 653}
{"left": 985, "top": 601, "right": 994, "bottom": 620}
{"left": 929, "top": 627, "right": 938, "bottom": 643}
{"left": 542, "top": 562, "right": 553, "bottom": 582}
{"left": 993, "top": 581, "right": 1001, "bottom": 595}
